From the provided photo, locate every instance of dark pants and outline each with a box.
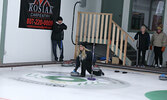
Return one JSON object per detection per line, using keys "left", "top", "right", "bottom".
{"left": 81, "top": 66, "right": 92, "bottom": 76}
{"left": 52, "top": 40, "right": 64, "bottom": 60}
{"left": 138, "top": 49, "right": 146, "bottom": 65}
{"left": 154, "top": 46, "right": 163, "bottom": 65}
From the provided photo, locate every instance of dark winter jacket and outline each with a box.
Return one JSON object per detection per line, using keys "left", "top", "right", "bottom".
{"left": 51, "top": 22, "right": 67, "bottom": 41}
{"left": 74, "top": 51, "right": 96, "bottom": 71}
{"left": 134, "top": 31, "right": 150, "bottom": 50}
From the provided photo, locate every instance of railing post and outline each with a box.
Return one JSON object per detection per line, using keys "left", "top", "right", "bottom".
{"left": 123, "top": 35, "right": 128, "bottom": 66}
{"left": 87, "top": 14, "right": 92, "bottom": 42}
{"left": 83, "top": 14, "right": 88, "bottom": 42}
{"left": 96, "top": 15, "right": 100, "bottom": 43}
{"left": 104, "top": 15, "right": 109, "bottom": 44}
{"left": 79, "top": 14, "right": 84, "bottom": 42}
{"left": 115, "top": 28, "right": 120, "bottom": 55}
{"left": 91, "top": 14, "right": 96, "bottom": 43}
{"left": 106, "top": 14, "right": 112, "bottom": 63}
{"left": 100, "top": 15, "right": 104, "bottom": 44}
{"left": 74, "top": 12, "right": 81, "bottom": 59}
{"left": 119, "top": 31, "right": 124, "bottom": 60}
{"left": 111, "top": 24, "right": 116, "bottom": 51}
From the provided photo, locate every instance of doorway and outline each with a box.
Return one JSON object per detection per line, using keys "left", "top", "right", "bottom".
{"left": 101, "top": 0, "right": 124, "bottom": 26}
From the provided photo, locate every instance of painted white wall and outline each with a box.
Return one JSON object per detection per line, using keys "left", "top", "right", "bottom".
{"left": 122, "top": 0, "right": 130, "bottom": 32}
{"left": 3, "top": 0, "right": 101, "bottom": 63}
{"left": 122, "top": 0, "right": 167, "bottom": 66}
{"left": 0, "top": 0, "right": 3, "bottom": 42}
{"left": 3, "top": 0, "right": 52, "bottom": 63}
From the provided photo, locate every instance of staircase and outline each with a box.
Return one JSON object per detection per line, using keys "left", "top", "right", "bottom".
{"left": 107, "top": 20, "right": 135, "bottom": 66}
{"left": 126, "top": 42, "right": 137, "bottom": 66}
{"left": 74, "top": 12, "right": 136, "bottom": 66}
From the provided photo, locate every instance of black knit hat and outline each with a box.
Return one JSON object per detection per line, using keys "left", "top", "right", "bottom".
{"left": 56, "top": 16, "right": 63, "bottom": 21}
{"left": 78, "top": 42, "right": 87, "bottom": 48}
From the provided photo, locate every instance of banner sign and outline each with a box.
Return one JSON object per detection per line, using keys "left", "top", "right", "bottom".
{"left": 19, "top": 0, "right": 61, "bottom": 30}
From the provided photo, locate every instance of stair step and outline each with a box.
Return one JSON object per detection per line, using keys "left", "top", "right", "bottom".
{"left": 127, "top": 53, "right": 137, "bottom": 56}
{"left": 127, "top": 56, "right": 136, "bottom": 60}
{"left": 127, "top": 50, "right": 137, "bottom": 54}
{"left": 127, "top": 55, "right": 136, "bottom": 57}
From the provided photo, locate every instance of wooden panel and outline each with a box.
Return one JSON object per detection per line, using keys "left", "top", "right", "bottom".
{"left": 106, "top": 15, "right": 112, "bottom": 63}
{"left": 88, "top": 14, "right": 92, "bottom": 42}
{"left": 79, "top": 14, "right": 84, "bottom": 42}
{"left": 100, "top": 15, "right": 104, "bottom": 44}
{"left": 96, "top": 15, "right": 100, "bottom": 43}
{"left": 111, "top": 24, "right": 116, "bottom": 51}
{"left": 123, "top": 35, "right": 128, "bottom": 66}
{"left": 115, "top": 27, "right": 120, "bottom": 55}
{"left": 91, "top": 14, "right": 96, "bottom": 43}
{"left": 104, "top": 15, "right": 109, "bottom": 44}
{"left": 119, "top": 32, "right": 124, "bottom": 60}
{"left": 83, "top": 14, "right": 88, "bottom": 42}
{"left": 74, "top": 12, "right": 81, "bottom": 58}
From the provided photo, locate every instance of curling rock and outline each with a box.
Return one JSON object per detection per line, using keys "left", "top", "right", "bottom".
{"left": 87, "top": 77, "right": 96, "bottom": 81}
{"left": 93, "top": 67, "right": 100, "bottom": 72}
{"left": 159, "top": 74, "right": 167, "bottom": 80}
{"left": 62, "top": 61, "right": 74, "bottom": 67}
{"left": 71, "top": 72, "right": 79, "bottom": 77}
{"left": 92, "top": 65, "right": 100, "bottom": 72}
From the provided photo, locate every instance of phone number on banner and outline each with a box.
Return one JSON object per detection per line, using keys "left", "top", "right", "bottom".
{"left": 27, "top": 18, "right": 53, "bottom": 26}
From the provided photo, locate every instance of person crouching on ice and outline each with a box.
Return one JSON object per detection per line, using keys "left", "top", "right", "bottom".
{"left": 72, "top": 42, "right": 104, "bottom": 77}
{"left": 150, "top": 27, "right": 167, "bottom": 68}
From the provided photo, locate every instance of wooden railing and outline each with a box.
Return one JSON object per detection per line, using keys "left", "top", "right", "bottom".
{"left": 111, "top": 20, "right": 134, "bottom": 65}
{"left": 74, "top": 12, "right": 134, "bottom": 66}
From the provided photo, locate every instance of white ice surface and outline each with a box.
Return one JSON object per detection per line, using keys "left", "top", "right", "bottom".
{"left": 0, "top": 64, "right": 167, "bottom": 100}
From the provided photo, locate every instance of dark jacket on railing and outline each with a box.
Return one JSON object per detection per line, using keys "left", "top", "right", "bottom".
{"left": 134, "top": 31, "right": 150, "bottom": 50}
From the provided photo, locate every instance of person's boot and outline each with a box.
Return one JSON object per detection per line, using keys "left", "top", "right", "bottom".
{"left": 59, "top": 59, "right": 63, "bottom": 62}
{"left": 159, "top": 65, "right": 162, "bottom": 68}
{"left": 101, "top": 72, "right": 105, "bottom": 76}
{"left": 55, "top": 58, "right": 58, "bottom": 62}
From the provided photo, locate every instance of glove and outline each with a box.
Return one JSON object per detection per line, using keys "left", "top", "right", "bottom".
{"left": 72, "top": 69, "right": 76, "bottom": 73}
{"left": 162, "top": 47, "right": 166, "bottom": 52}
{"left": 150, "top": 46, "right": 153, "bottom": 50}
